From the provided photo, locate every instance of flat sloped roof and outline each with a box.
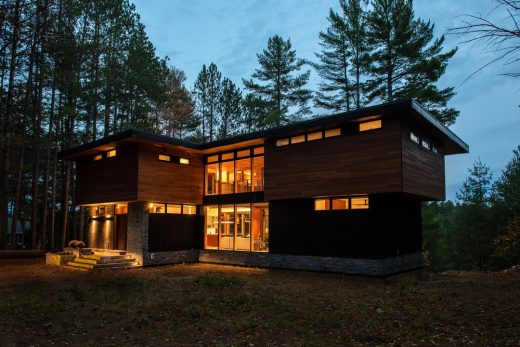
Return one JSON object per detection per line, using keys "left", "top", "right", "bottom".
{"left": 59, "top": 99, "right": 469, "bottom": 160}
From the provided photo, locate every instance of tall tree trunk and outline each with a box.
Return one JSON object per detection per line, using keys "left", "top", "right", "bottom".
{"left": 61, "top": 161, "right": 71, "bottom": 249}
{"left": 0, "top": 0, "right": 21, "bottom": 248}
{"left": 41, "top": 84, "right": 56, "bottom": 251}
{"left": 9, "top": 141, "right": 25, "bottom": 248}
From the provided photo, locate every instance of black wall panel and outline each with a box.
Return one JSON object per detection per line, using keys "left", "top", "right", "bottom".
{"left": 148, "top": 214, "right": 202, "bottom": 252}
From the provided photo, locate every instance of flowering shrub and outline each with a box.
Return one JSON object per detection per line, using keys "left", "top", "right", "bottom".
{"left": 68, "top": 240, "right": 85, "bottom": 249}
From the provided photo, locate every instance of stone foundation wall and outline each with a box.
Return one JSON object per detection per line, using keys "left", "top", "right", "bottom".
{"left": 143, "top": 250, "right": 199, "bottom": 266}
{"left": 126, "top": 202, "right": 149, "bottom": 265}
{"left": 198, "top": 251, "right": 423, "bottom": 276}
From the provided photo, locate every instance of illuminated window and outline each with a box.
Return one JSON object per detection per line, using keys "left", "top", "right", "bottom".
{"left": 359, "top": 120, "right": 382, "bottom": 132}
{"left": 205, "top": 163, "right": 219, "bottom": 195}
{"left": 421, "top": 139, "right": 430, "bottom": 150}
{"left": 149, "top": 203, "right": 165, "bottom": 214}
{"left": 90, "top": 206, "right": 99, "bottom": 216}
{"left": 179, "top": 157, "right": 190, "bottom": 165}
{"left": 307, "top": 132, "right": 323, "bottom": 141}
{"left": 107, "top": 149, "right": 117, "bottom": 158}
{"left": 291, "top": 134, "right": 305, "bottom": 144}
{"left": 166, "top": 204, "right": 181, "bottom": 214}
{"left": 315, "top": 199, "right": 330, "bottom": 211}
{"left": 432, "top": 146, "right": 439, "bottom": 154}
{"left": 207, "top": 155, "right": 219, "bottom": 163}
{"left": 204, "top": 203, "right": 269, "bottom": 252}
{"left": 332, "top": 198, "right": 349, "bottom": 210}
{"left": 158, "top": 154, "right": 171, "bottom": 162}
{"left": 221, "top": 152, "right": 234, "bottom": 161}
{"left": 236, "top": 204, "right": 251, "bottom": 251}
{"left": 93, "top": 154, "right": 102, "bottom": 161}
{"left": 253, "top": 147, "right": 264, "bottom": 155}
{"left": 237, "top": 149, "right": 250, "bottom": 158}
{"left": 115, "top": 204, "right": 128, "bottom": 214}
{"left": 220, "top": 160, "right": 235, "bottom": 194}
{"left": 252, "top": 156, "right": 264, "bottom": 192}
{"left": 351, "top": 196, "right": 369, "bottom": 209}
{"left": 324, "top": 128, "right": 341, "bottom": 138}
{"left": 410, "top": 132, "right": 420, "bottom": 143}
{"left": 276, "top": 138, "right": 289, "bottom": 146}
{"left": 236, "top": 158, "right": 252, "bottom": 193}
{"left": 183, "top": 205, "right": 196, "bottom": 215}
{"left": 219, "top": 205, "right": 235, "bottom": 250}
{"left": 204, "top": 206, "right": 219, "bottom": 249}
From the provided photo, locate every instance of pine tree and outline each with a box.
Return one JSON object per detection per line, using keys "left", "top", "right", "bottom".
{"left": 241, "top": 93, "right": 271, "bottom": 132}
{"left": 367, "top": 0, "right": 459, "bottom": 125}
{"left": 158, "top": 67, "right": 197, "bottom": 139}
{"left": 194, "top": 63, "right": 222, "bottom": 142}
{"left": 218, "top": 78, "right": 242, "bottom": 139}
{"left": 243, "top": 35, "right": 312, "bottom": 126}
{"left": 455, "top": 159, "right": 494, "bottom": 270}
{"left": 315, "top": 0, "right": 369, "bottom": 112}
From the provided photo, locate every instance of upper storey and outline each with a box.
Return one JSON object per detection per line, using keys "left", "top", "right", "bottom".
{"left": 60, "top": 99, "right": 468, "bottom": 204}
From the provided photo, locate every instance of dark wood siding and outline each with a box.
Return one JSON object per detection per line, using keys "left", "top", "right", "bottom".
{"left": 264, "top": 115, "right": 403, "bottom": 200}
{"left": 148, "top": 214, "right": 202, "bottom": 252}
{"left": 401, "top": 137, "right": 445, "bottom": 200}
{"left": 137, "top": 146, "right": 204, "bottom": 204}
{"left": 76, "top": 144, "right": 138, "bottom": 205}
{"left": 268, "top": 194, "right": 421, "bottom": 258}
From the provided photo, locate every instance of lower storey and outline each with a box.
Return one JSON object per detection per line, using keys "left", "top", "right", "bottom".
{"left": 84, "top": 193, "right": 424, "bottom": 276}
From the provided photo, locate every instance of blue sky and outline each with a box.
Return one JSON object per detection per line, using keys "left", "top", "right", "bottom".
{"left": 132, "top": 0, "right": 520, "bottom": 200}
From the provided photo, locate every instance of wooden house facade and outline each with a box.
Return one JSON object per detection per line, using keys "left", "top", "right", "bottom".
{"left": 59, "top": 100, "right": 468, "bottom": 275}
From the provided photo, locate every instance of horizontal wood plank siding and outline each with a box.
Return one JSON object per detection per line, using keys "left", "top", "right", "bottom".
{"left": 137, "top": 146, "right": 204, "bottom": 204}
{"left": 76, "top": 144, "right": 138, "bottom": 205}
{"left": 264, "top": 116, "right": 403, "bottom": 200}
{"left": 401, "top": 137, "right": 445, "bottom": 200}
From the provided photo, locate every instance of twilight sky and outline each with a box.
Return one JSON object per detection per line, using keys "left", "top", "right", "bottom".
{"left": 132, "top": 0, "right": 520, "bottom": 200}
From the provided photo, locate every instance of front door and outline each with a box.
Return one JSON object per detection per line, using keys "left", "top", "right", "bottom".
{"left": 114, "top": 215, "right": 127, "bottom": 250}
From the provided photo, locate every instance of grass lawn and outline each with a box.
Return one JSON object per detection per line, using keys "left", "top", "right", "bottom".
{"left": 0, "top": 259, "right": 519, "bottom": 346}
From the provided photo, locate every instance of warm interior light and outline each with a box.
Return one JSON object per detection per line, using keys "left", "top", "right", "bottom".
{"left": 93, "top": 154, "right": 102, "bottom": 161}
{"left": 237, "top": 149, "right": 250, "bottom": 158}
{"left": 307, "top": 132, "right": 323, "bottom": 141}
{"left": 207, "top": 155, "right": 219, "bottom": 163}
{"left": 351, "top": 196, "right": 369, "bottom": 209}
{"left": 253, "top": 147, "right": 264, "bottom": 155}
{"left": 158, "top": 154, "right": 171, "bottom": 162}
{"left": 359, "top": 120, "right": 382, "bottom": 132}
{"left": 221, "top": 152, "right": 234, "bottom": 160}
{"left": 291, "top": 135, "right": 305, "bottom": 144}
{"left": 314, "top": 199, "right": 330, "bottom": 211}
{"left": 324, "top": 128, "right": 341, "bottom": 138}
{"left": 276, "top": 138, "right": 289, "bottom": 147}
{"left": 107, "top": 149, "right": 117, "bottom": 158}
{"left": 179, "top": 157, "right": 190, "bottom": 165}
{"left": 183, "top": 205, "right": 196, "bottom": 215}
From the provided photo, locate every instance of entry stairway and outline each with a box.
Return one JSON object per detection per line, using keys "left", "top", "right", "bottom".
{"left": 65, "top": 249, "right": 139, "bottom": 271}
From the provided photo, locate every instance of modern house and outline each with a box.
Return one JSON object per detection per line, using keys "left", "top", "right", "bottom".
{"left": 58, "top": 99, "right": 468, "bottom": 275}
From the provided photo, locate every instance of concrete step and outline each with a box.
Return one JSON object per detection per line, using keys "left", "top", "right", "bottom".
{"left": 93, "top": 262, "right": 140, "bottom": 270}
{"left": 74, "top": 258, "right": 97, "bottom": 265}
{"left": 63, "top": 265, "right": 90, "bottom": 272}
{"left": 66, "top": 261, "right": 94, "bottom": 270}
{"left": 83, "top": 254, "right": 133, "bottom": 262}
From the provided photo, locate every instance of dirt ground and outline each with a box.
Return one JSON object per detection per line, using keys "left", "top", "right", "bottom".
{"left": 0, "top": 258, "right": 519, "bottom": 347}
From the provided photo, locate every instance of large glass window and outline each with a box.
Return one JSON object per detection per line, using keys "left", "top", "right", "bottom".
{"left": 204, "top": 148, "right": 264, "bottom": 195}
{"left": 219, "top": 205, "right": 235, "bottom": 250}
{"left": 236, "top": 204, "right": 251, "bottom": 251}
{"left": 205, "top": 206, "right": 219, "bottom": 249}
{"left": 220, "top": 161, "right": 234, "bottom": 194}
{"left": 235, "top": 158, "right": 252, "bottom": 193}
{"left": 203, "top": 203, "right": 269, "bottom": 252}
{"left": 205, "top": 163, "right": 219, "bottom": 195}
{"left": 252, "top": 203, "right": 269, "bottom": 252}
{"left": 252, "top": 156, "right": 264, "bottom": 192}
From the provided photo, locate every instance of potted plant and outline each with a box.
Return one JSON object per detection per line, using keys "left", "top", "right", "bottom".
{"left": 68, "top": 240, "right": 86, "bottom": 259}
